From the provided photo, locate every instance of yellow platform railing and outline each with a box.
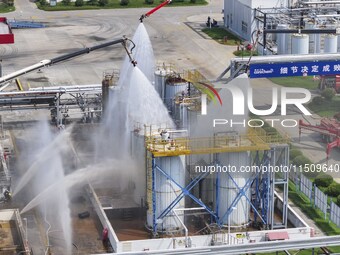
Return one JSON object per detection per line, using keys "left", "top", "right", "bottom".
{"left": 145, "top": 128, "right": 290, "bottom": 157}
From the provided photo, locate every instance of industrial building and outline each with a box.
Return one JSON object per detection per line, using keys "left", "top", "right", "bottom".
{"left": 224, "top": 0, "right": 340, "bottom": 55}
{"left": 223, "top": 0, "right": 295, "bottom": 42}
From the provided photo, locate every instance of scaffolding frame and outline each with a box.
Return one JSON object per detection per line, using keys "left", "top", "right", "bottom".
{"left": 146, "top": 128, "right": 289, "bottom": 235}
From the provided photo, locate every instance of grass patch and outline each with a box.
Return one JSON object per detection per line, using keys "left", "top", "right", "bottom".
{"left": 308, "top": 96, "right": 340, "bottom": 117}
{"left": 0, "top": 3, "right": 15, "bottom": 12}
{"left": 269, "top": 76, "right": 318, "bottom": 90}
{"left": 233, "top": 49, "right": 257, "bottom": 57}
{"left": 201, "top": 27, "right": 240, "bottom": 46}
{"left": 38, "top": 0, "right": 207, "bottom": 11}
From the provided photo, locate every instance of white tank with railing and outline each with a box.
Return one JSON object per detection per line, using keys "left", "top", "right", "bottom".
{"left": 216, "top": 152, "right": 252, "bottom": 226}
{"left": 164, "top": 78, "right": 187, "bottom": 112}
{"left": 147, "top": 155, "right": 185, "bottom": 232}
{"left": 154, "top": 68, "right": 171, "bottom": 100}
{"left": 172, "top": 95, "right": 200, "bottom": 130}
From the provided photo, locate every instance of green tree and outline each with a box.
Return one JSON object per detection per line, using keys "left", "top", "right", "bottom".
{"left": 337, "top": 195, "right": 340, "bottom": 206}
{"left": 326, "top": 183, "right": 340, "bottom": 197}
{"left": 289, "top": 149, "right": 302, "bottom": 161}
{"left": 75, "top": 0, "right": 84, "bottom": 6}
{"left": 292, "top": 155, "right": 312, "bottom": 167}
{"left": 314, "top": 173, "right": 333, "bottom": 188}
{"left": 311, "top": 96, "right": 324, "bottom": 105}
{"left": 3, "top": 0, "right": 14, "bottom": 6}
{"left": 292, "top": 155, "right": 318, "bottom": 177}
{"left": 120, "top": 0, "right": 129, "bottom": 5}
{"left": 88, "top": 0, "right": 98, "bottom": 5}
{"left": 321, "top": 88, "right": 336, "bottom": 100}
{"left": 145, "top": 0, "right": 154, "bottom": 3}
{"left": 98, "top": 0, "right": 108, "bottom": 6}
{"left": 39, "top": 0, "right": 47, "bottom": 6}
{"left": 62, "top": 0, "right": 71, "bottom": 5}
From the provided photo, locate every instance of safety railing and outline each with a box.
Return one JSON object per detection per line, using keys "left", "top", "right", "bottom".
{"left": 145, "top": 127, "right": 290, "bottom": 157}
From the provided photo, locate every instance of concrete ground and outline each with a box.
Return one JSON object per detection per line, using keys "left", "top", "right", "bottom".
{"left": 0, "top": 0, "right": 338, "bottom": 253}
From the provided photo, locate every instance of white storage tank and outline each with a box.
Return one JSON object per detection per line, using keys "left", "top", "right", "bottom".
{"left": 147, "top": 156, "right": 185, "bottom": 232}
{"left": 291, "top": 34, "right": 309, "bottom": 54}
{"left": 131, "top": 133, "right": 147, "bottom": 207}
{"left": 276, "top": 24, "right": 290, "bottom": 55}
{"left": 315, "top": 33, "right": 321, "bottom": 54}
{"left": 154, "top": 68, "right": 169, "bottom": 100}
{"left": 216, "top": 152, "right": 252, "bottom": 226}
{"left": 164, "top": 78, "right": 187, "bottom": 112}
{"left": 172, "top": 96, "right": 200, "bottom": 130}
{"left": 172, "top": 96, "right": 189, "bottom": 129}
{"left": 324, "top": 34, "right": 338, "bottom": 53}
{"left": 305, "top": 21, "right": 318, "bottom": 53}
{"left": 189, "top": 154, "right": 214, "bottom": 206}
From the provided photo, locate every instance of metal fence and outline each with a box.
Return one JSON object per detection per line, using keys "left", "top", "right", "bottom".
{"left": 330, "top": 201, "right": 340, "bottom": 228}
{"left": 314, "top": 185, "right": 328, "bottom": 219}
{"left": 289, "top": 171, "right": 340, "bottom": 228}
{"left": 300, "top": 174, "right": 313, "bottom": 200}
{"left": 289, "top": 170, "right": 300, "bottom": 190}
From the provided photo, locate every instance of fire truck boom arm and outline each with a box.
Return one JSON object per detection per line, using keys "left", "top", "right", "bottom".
{"left": 0, "top": 37, "right": 134, "bottom": 88}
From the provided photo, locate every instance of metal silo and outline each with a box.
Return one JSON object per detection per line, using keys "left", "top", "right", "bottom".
{"left": 131, "top": 132, "right": 147, "bottom": 207}
{"left": 147, "top": 155, "right": 186, "bottom": 232}
{"left": 315, "top": 32, "right": 321, "bottom": 54}
{"left": 172, "top": 94, "right": 200, "bottom": 130}
{"left": 216, "top": 152, "right": 252, "bottom": 226}
{"left": 276, "top": 24, "right": 290, "bottom": 54}
{"left": 324, "top": 34, "right": 337, "bottom": 53}
{"left": 164, "top": 78, "right": 187, "bottom": 112}
{"left": 154, "top": 68, "right": 168, "bottom": 100}
{"left": 305, "top": 21, "right": 318, "bottom": 53}
{"left": 291, "top": 34, "right": 309, "bottom": 54}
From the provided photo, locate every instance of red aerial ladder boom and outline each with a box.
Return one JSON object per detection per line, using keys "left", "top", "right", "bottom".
{"left": 140, "top": 0, "right": 172, "bottom": 22}
{"left": 299, "top": 119, "right": 340, "bottom": 159}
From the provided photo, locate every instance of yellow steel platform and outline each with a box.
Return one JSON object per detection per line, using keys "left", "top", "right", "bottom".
{"left": 145, "top": 128, "right": 289, "bottom": 158}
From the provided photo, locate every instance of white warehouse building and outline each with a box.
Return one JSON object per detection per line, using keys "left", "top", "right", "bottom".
{"left": 223, "top": 0, "right": 294, "bottom": 41}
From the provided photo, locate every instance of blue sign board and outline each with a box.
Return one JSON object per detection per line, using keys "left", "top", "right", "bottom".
{"left": 249, "top": 60, "right": 340, "bottom": 78}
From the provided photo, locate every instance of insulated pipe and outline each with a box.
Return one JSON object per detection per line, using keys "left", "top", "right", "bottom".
{"left": 172, "top": 207, "right": 203, "bottom": 248}
{"left": 172, "top": 209, "right": 188, "bottom": 247}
